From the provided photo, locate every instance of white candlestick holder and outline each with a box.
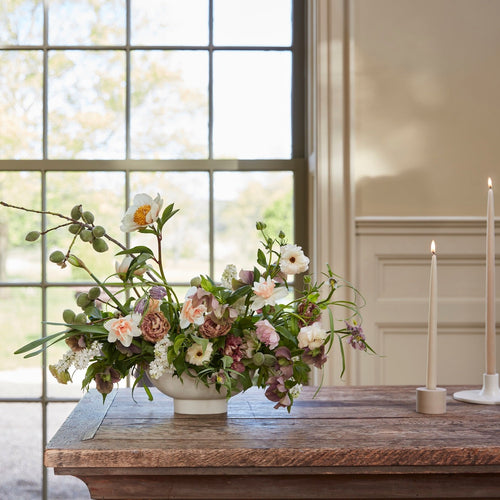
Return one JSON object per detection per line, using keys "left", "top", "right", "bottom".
{"left": 453, "top": 373, "right": 500, "bottom": 405}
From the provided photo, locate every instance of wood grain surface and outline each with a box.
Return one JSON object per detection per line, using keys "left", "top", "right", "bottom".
{"left": 45, "top": 386, "right": 500, "bottom": 499}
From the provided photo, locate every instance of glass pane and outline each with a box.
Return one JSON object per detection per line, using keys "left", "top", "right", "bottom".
{"left": 49, "top": 0, "right": 125, "bottom": 46}
{"left": 131, "top": 0, "right": 208, "bottom": 46}
{"left": 45, "top": 171, "right": 126, "bottom": 282}
{"left": 0, "top": 288, "right": 42, "bottom": 397}
{"left": 214, "top": 0, "right": 292, "bottom": 46}
{"left": 213, "top": 51, "right": 291, "bottom": 159}
{"left": 0, "top": 404, "right": 42, "bottom": 500}
{"left": 48, "top": 50, "right": 126, "bottom": 159}
{"left": 0, "top": 171, "right": 42, "bottom": 282}
{"left": 213, "top": 171, "right": 293, "bottom": 278}
{"left": 0, "top": 51, "right": 43, "bottom": 159}
{"left": 48, "top": 403, "right": 91, "bottom": 499}
{"left": 130, "top": 51, "right": 208, "bottom": 159}
{"left": 0, "top": 0, "right": 43, "bottom": 45}
{"left": 130, "top": 172, "right": 210, "bottom": 282}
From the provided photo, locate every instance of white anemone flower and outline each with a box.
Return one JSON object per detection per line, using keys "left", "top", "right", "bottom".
{"left": 120, "top": 193, "right": 163, "bottom": 232}
{"left": 279, "top": 244, "right": 310, "bottom": 275}
{"left": 185, "top": 342, "right": 213, "bottom": 366}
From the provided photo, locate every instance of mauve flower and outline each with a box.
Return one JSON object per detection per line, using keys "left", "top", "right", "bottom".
{"left": 255, "top": 319, "right": 280, "bottom": 350}
{"left": 346, "top": 322, "right": 367, "bottom": 351}
{"left": 239, "top": 269, "right": 254, "bottom": 285}
{"left": 65, "top": 335, "right": 86, "bottom": 352}
{"left": 265, "top": 375, "right": 291, "bottom": 409}
{"left": 199, "top": 317, "right": 232, "bottom": 339}
{"left": 95, "top": 367, "right": 121, "bottom": 395}
{"left": 141, "top": 311, "right": 170, "bottom": 343}
{"left": 134, "top": 297, "right": 147, "bottom": 314}
{"left": 115, "top": 342, "right": 142, "bottom": 356}
{"left": 297, "top": 300, "right": 322, "bottom": 327}
{"left": 223, "top": 335, "right": 245, "bottom": 371}
{"left": 303, "top": 345, "right": 328, "bottom": 368}
{"left": 150, "top": 286, "right": 167, "bottom": 300}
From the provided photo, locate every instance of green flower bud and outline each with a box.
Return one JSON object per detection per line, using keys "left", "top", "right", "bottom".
{"left": 82, "top": 211, "right": 94, "bottom": 224}
{"left": 70, "top": 205, "right": 82, "bottom": 220}
{"left": 92, "top": 238, "right": 109, "bottom": 253}
{"left": 62, "top": 309, "right": 76, "bottom": 324}
{"left": 252, "top": 352, "right": 265, "bottom": 366}
{"left": 79, "top": 229, "right": 93, "bottom": 242}
{"left": 190, "top": 276, "right": 202, "bottom": 287}
{"left": 92, "top": 225, "right": 105, "bottom": 238}
{"left": 25, "top": 231, "right": 41, "bottom": 242}
{"left": 74, "top": 313, "right": 87, "bottom": 324}
{"left": 76, "top": 293, "right": 91, "bottom": 308}
{"left": 49, "top": 250, "right": 65, "bottom": 263}
{"left": 67, "top": 254, "right": 85, "bottom": 268}
{"left": 256, "top": 221, "right": 267, "bottom": 230}
{"left": 278, "top": 231, "right": 286, "bottom": 239}
{"left": 68, "top": 223, "right": 81, "bottom": 235}
{"left": 88, "top": 286, "right": 101, "bottom": 300}
{"left": 263, "top": 354, "right": 276, "bottom": 367}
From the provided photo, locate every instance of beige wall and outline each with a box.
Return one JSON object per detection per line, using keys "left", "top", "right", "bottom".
{"left": 353, "top": 0, "right": 500, "bottom": 216}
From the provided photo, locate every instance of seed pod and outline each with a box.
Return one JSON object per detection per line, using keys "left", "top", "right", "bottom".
{"left": 92, "top": 225, "right": 105, "bottom": 238}
{"left": 79, "top": 229, "right": 93, "bottom": 242}
{"left": 263, "top": 354, "right": 276, "bottom": 367}
{"left": 82, "top": 211, "right": 94, "bottom": 224}
{"left": 252, "top": 352, "right": 265, "bottom": 366}
{"left": 25, "top": 231, "right": 41, "bottom": 242}
{"left": 70, "top": 205, "right": 82, "bottom": 220}
{"left": 92, "top": 238, "right": 109, "bottom": 253}
{"left": 68, "top": 223, "right": 81, "bottom": 235}
{"left": 190, "top": 276, "right": 202, "bottom": 287}
{"left": 76, "top": 293, "right": 91, "bottom": 308}
{"left": 62, "top": 309, "right": 76, "bottom": 324}
{"left": 74, "top": 312, "right": 87, "bottom": 324}
{"left": 88, "top": 286, "right": 101, "bottom": 300}
{"left": 49, "top": 250, "right": 65, "bottom": 263}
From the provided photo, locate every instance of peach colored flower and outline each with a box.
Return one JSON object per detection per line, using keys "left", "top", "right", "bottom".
{"left": 255, "top": 319, "right": 280, "bottom": 349}
{"left": 104, "top": 314, "right": 142, "bottom": 347}
{"left": 251, "top": 277, "right": 288, "bottom": 311}
{"left": 180, "top": 287, "right": 207, "bottom": 329}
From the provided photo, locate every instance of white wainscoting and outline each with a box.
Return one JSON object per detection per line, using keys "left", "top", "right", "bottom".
{"left": 354, "top": 217, "right": 500, "bottom": 386}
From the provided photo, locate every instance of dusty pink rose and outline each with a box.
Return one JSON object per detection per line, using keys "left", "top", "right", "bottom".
{"left": 255, "top": 319, "right": 280, "bottom": 350}
{"left": 141, "top": 311, "right": 170, "bottom": 343}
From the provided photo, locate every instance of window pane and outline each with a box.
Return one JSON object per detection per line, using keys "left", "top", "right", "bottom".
{"left": 48, "top": 403, "right": 91, "bottom": 499}
{"left": 49, "top": 0, "right": 125, "bottom": 46}
{"left": 0, "top": 0, "right": 43, "bottom": 45}
{"left": 48, "top": 51, "right": 126, "bottom": 159}
{"left": 214, "top": 0, "right": 292, "bottom": 46}
{"left": 213, "top": 51, "right": 291, "bottom": 159}
{"left": 130, "top": 172, "right": 210, "bottom": 281}
{"left": 0, "top": 404, "right": 42, "bottom": 500}
{"left": 130, "top": 51, "right": 208, "bottom": 159}
{"left": 131, "top": 0, "right": 208, "bottom": 46}
{"left": 45, "top": 171, "right": 126, "bottom": 282}
{"left": 0, "top": 288, "right": 42, "bottom": 398}
{"left": 0, "top": 51, "right": 43, "bottom": 159}
{"left": 0, "top": 171, "right": 42, "bottom": 282}
{"left": 213, "top": 171, "right": 293, "bottom": 278}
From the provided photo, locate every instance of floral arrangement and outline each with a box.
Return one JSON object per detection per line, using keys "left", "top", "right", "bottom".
{"left": 6, "top": 193, "right": 372, "bottom": 411}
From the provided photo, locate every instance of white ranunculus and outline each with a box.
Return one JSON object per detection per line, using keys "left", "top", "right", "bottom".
{"left": 279, "top": 244, "right": 310, "bottom": 275}
{"left": 297, "top": 322, "right": 328, "bottom": 350}
{"left": 120, "top": 193, "right": 163, "bottom": 232}
{"left": 185, "top": 342, "right": 213, "bottom": 366}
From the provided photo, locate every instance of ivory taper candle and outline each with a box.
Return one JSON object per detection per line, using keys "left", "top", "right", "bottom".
{"left": 427, "top": 240, "right": 438, "bottom": 390}
{"left": 486, "top": 178, "right": 496, "bottom": 375}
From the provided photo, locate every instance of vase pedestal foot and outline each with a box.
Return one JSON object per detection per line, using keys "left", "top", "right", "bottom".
{"left": 174, "top": 398, "right": 228, "bottom": 415}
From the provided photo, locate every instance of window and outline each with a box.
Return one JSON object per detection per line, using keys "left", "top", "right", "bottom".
{"left": 0, "top": 1, "right": 306, "bottom": 498}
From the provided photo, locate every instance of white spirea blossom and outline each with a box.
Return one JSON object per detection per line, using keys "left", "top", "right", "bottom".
{"left": 54, "top": 341, "right": 102, "bottom": 374}
{"left": 221, "top": 264, "right": 238, "bottom": 289}
{"left": 149, "top": 336, "right": 174, "bottom": 379}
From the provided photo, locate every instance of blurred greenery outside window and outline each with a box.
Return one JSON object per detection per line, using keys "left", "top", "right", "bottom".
{"left": 0, "top": 2, "right": 305, "bottom": 497}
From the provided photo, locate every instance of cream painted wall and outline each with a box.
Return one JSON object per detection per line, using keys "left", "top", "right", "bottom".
{"left": 353, "top": 0, "right": 500, "bottom": 216}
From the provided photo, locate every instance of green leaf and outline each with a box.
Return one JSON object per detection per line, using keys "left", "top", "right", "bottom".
{"left": 257, "top": 248, "right": 267, "bottom": 268}
{"left": 14, "top": 330, "right": 68, "bottom": 355}
{"left": 275, "top": 325, "right": 297, "bottom": 345}
{"left": 222, "top": 355, "right": 234, "bottom": 369}
{"left": 173, "top": 334, "right": 186, "bottom": 355}
{"left": 200, "top": 275, "right": 216, "bottom": 293}
{"left": 116, "top": 246, "right": 154, "bottom": 256}
{"left": 192, "top": 335, "right": 209, "bottom": 351}
{"left": 226, "top": 285, "right": 251, "bottom": 305}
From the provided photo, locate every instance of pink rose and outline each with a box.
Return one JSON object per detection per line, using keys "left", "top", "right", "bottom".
{"left": 255, "top": 319, "right": 280, "bottom": 350}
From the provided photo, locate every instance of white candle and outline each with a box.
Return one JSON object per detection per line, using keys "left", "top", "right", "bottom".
{"left": 427, "top": 240, "right": 438, "bottom": 390}
{"left": 486, "top": 178, "right": 496, "bottom": 375}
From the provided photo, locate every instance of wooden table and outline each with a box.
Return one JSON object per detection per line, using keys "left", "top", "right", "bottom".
{"left": 45, "top": 386, "right": 500, "bottom": 499}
